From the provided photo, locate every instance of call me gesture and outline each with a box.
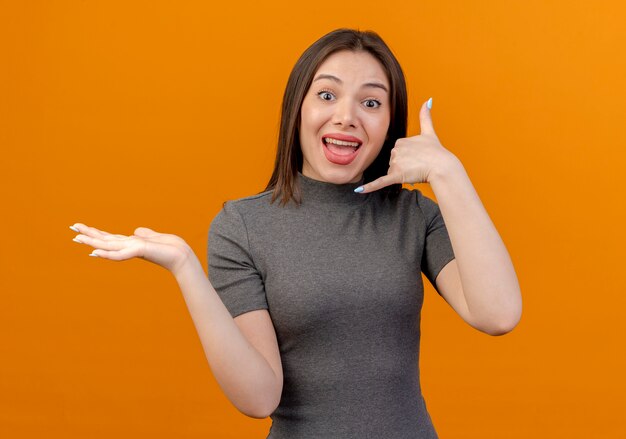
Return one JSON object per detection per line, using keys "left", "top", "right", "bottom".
{"left": 357, "top": 98, "right": 522, "bottom": 336}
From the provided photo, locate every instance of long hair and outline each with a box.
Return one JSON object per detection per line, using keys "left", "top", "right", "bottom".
{"left": 263, "top": 28, "right": 408, "bottom": 206}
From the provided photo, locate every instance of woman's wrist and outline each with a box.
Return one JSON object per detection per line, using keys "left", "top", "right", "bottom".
{"left": 171, "top": 245, "right": 202, "bottom": 280}
{"left": 429, "top": 153, "right": 465, "bottom": 186}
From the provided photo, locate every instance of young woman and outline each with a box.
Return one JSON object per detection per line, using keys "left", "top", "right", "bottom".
{"left": 70, "top": 29, "right": 522, "bottom": 438}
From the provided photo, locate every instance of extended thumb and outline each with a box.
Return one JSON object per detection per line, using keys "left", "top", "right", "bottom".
{"left": 133, "top": 227, "right": 156, "bottom": 237}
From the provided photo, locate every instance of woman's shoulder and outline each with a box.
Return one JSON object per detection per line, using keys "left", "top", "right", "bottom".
{"left": 376, "top": 186, "right": 441, "bottom": 221}
{"left": 393, "top": 186, "right": 442, "bottom": 221}
{"left": 224, "top": 189, "right": 275, "bottom": 209}
{"left": 381, "top": 185, "right": 427, "bottom": 206}
{"left": 397, "top": 185, "right": 440, "bottom": 202}
{"left": 211, "top": 189, "right": 278, "bottom": 227}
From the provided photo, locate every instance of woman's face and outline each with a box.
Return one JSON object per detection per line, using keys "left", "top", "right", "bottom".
{"left": 299, "top": 50, "right": 391, "bottom": 184}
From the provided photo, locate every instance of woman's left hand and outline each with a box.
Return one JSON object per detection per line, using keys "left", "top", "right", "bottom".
{"left": 356, "top": 98, "right": 459, "bottom": 193}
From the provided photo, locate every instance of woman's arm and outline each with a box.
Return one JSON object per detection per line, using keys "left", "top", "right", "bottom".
{"left": 354, "top": 99, "right": 522, "bottom": 335}
{"left": 72, "top": 224, "right": 282, "bottom": 418}
{"left": 430, "top": 158, "right": 522, "bottom": 335}
{"left": 173, "top": 253, "right": 283, "bottom": 418}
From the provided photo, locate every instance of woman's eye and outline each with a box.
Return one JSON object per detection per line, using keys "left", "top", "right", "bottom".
{"left": 317, "top": 91, "right": 335, "bottom": 101}
{"left": 364, "top": 99, "right": 381, "bottom": 108}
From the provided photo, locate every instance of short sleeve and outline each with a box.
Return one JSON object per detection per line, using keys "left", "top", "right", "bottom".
{"left": 207, "top": 201, "right": 268, "bottom": 318}
{"left": 416, "top": 190, "right": 456, "bottom": 295}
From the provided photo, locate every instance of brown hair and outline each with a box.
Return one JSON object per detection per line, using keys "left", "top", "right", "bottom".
{"left": 263, "top": 28, "right": 408, "bottom": 206}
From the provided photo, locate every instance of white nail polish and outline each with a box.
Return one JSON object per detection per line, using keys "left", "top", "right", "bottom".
{"left": 72, "top": 237, "right": 82, "bottom": 244}
{"left": 70, "top": 225, "right": 79, "bottom": 232}
{"left": 89, "top": 252, "right": 99, "bottom": 257}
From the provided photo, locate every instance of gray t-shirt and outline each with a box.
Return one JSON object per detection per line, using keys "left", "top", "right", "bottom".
{"left": 208, "top": 172, "right": 456, "bottom": 439}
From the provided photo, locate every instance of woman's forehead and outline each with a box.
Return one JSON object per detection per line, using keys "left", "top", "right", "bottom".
{"left": 314, "top": 51, "right": 389, "bottom": 87}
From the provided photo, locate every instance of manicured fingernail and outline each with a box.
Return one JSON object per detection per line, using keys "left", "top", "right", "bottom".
{"left": 89, "top": 252, "right": 99, "bottom": 257}
{"left": 354, "top": 186, "right": 364, "bottom": 193}
{"left": 427, "top": 97, "right": 433, "bottom": 109}
{"left": 72, "top": 237, "right": 82, "bottom": 244}
{"left": 69, "top": 225, "right": 79, "bottom": 232}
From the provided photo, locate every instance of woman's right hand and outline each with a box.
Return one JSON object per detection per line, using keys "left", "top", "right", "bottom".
{"left": 70, "top": 223, "right": 194, "bottom": 275}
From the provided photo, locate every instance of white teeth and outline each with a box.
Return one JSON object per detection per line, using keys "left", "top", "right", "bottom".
{"left": 324, "top": 137, "right": 360, "bottom": 147}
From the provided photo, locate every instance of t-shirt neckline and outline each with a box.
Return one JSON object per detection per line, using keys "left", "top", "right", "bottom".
{"left": 297, "top": 171, "right": 369, "bottom": 206}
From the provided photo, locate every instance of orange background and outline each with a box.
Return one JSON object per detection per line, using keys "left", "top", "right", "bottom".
{"left": 1, "top": 0, "right": 625, "bottom": 437}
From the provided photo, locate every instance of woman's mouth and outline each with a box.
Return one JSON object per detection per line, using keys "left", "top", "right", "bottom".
{"left": 321, "top": 137, "right": 361, "bottom": 165}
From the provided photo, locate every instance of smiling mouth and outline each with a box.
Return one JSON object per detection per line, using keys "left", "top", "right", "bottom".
{"left": 321, "top": 137, "right": 361, "bottom": 165}
{"left": 322, "top": 137, "right": 361, "bottom": 152}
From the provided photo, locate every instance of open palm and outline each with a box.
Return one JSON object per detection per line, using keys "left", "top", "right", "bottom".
{"left": 70, "top": 223, "right": 192, "bottom": 274}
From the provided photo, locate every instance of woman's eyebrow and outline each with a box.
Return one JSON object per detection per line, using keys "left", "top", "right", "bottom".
{"left": 313, "top": 74, "right": 388, "bottom": 93}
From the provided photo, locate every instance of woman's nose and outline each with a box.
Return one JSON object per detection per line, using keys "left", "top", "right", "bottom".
{"left": 332, "top": 100, "right": 358, "bottom": 128}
